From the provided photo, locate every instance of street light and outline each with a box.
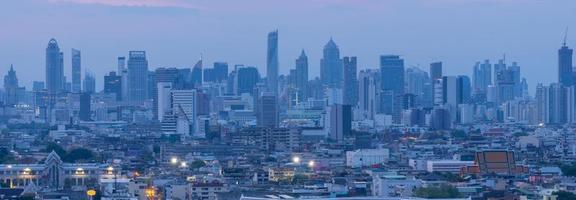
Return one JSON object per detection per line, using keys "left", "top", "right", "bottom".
{"left": 292, "top": 156, "right": 301, "bottom": 164}
{"left": 170, "top": 157, "right": 179, "bottom": 165}
{"left": 145, "top": 187, "right": 155, "bottom": 200}
{"left": 308, "top": 160, "right": 315, "bottom": 168}
{"left": 180, "top": 161, "right": 188, "bottom": 168}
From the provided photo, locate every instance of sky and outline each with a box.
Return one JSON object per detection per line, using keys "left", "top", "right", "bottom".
{"left": 0, "top": 0, "right": 575, "bottom": 92}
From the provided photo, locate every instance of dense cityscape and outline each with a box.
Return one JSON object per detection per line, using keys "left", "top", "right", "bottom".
{"left": 1, "top": 6, "right": 576, "bottom": 200}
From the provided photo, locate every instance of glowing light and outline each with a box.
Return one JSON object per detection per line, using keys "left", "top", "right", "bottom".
{"left": 6, "top": 165, "right": 12, "bottom": 169}
{"left": 292, "top": 156, "right": 301, "bottom": 164}
{"left": 180, "top": 161, "right": 187, "bottom": 168}
{"left": 308, "top": 160, "right": 315, "bottom": 168}
{"left": 87, "top": 189, "right": 96, "bottom": 196}
{"left": 170, "top": 157, "right": 179, "bottom": 165}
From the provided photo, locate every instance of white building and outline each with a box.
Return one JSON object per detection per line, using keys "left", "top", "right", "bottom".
{"left": 346, "top": 149, "right": 389, "bottom": 168}
{"left": 371, "top": 173, "right": 422, "bottom": 197}
{"left": 426, "top": 160, "right": 474, "bottom": 173}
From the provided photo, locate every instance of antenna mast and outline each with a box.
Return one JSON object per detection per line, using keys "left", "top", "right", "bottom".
{"left": 564, "top": 27, "right": 569, "bottom": 46}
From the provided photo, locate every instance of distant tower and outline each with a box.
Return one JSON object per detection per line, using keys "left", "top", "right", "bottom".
{"left": 3, "top": 65, "right": 19, "bottom": 105}
{"left": 46, "top": 38, "right": 64, "bottom": 94}
{"left": 104, "top": 71, "right": 122, "bottom": 101}
{"left": 266, "top": 30, "right": 279, "bottom": 95}
{"left": 83, "top": 70, "right": 96, "bottom": 94}
{"left": 71, "top": 49, "right": 81, "bottom": 93}
{"left": 321, "top": 38, "right": 343, "bottom": 88}
{"left": 343, "top": 56, "right": 358, "bottom": 106}
{"left": 257, "top": 92, "right": 279, "bottom": 128}
{"left": 127, "top": 51, "right": 149, "bottom": 105}
{"left": 559, "top": 33, "right": 573, "bottom": 86}
{"left": 430, "top": 62, "right": 443, "bottom": 81}
{"left": 295, "top": 50, "right": 309, "bottom": 102}
{"left": 380, "top": 55, "right": 405, "bottom": 123}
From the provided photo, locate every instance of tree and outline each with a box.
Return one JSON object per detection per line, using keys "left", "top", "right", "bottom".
{"left": 561, "top": 163, "right": 576, "bottom": 176}
{"left": 552, "top": 191, "right": 576, "bottom": 200}
{"left": 190, "top": 160, "right": 206, "bottom": 169}
{"left": 413, "top": 184, "right": 461, "bottom": 199}
{"left": 64, "top": 148, "right": 94, "bottom": 163}
{"left": 0, "top": 148, "right": 14, "bottom": 164}
{"left": 44, "top": 142, "right": 66, "bottom": 157}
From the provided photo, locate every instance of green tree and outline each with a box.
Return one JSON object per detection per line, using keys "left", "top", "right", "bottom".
{"left": 44, "top": 142, "right": 66, "bottom": 157}
{"left": 190, "top": 160, "right": 206, "bottom": 169}
{"left": 561, "top": 163, "right": 576, "bottom": 176}
{"left": 552, "top": 191, "right": 576, "bottom": 200}
{"left": 0, "top": 148, "right": 14, "bottom": 164}
{"left": 413, "top": 184, "right": 461, "bottom": 199}
{"left": 64, "top": 148, "right": 94, "bottom": 163}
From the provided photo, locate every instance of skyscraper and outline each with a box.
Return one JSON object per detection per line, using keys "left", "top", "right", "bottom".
{"left": 343, "top": 56, "right": 358, "bottom": 106}
{"left": 127, "top": 51, "right": 149, "bottom": 105}
{"left": 559, "top": 42, "right": 573, "bottom": 86}
{"left": 118, "top": 57, "right": 129, "bottom": 101}
{"left": 71, "top": 49, "right": 81, "bottom": 93}
{"left": 473, "top": 60, "right": 492, "bottom": 96}
{"left": 79, "top": 93, "right": 91, "bottom": 121}
{"left": 329, "top": 104, "right": 352, "bottom": 143}
{"left": 3, "top": 65, "right": 19, "bottom": 105}
{"left": 104, "top": 71, "right": 122, "bottom": 101}
{"left": 266, "top": 30, "right": 279, "bottom": 94}
{"left": 321, "top": 38, "right": 343, "bottom": 88}
{"left": 237, "top": 66, "right": 260, "bottom": 95}
{"left": 213, "top": 62, "right": 229, "bottom": 83}
{"left": 295, "top": 50, "right": 308, "bottom": 102}
{"left": 46, "top": 38, "right": 64, "bottom": 94}
{"left": 83, "top": 70, "right": 96, "bottom": 94}
{"left": 359, "top": 69, "right": 380, "bottom": 120}
{"left": 191, "top": 59, "right": 202, "bottom": 87}
{"left": 430, "top": 62, "right": 443, "bottom": 81}
{"left": 257, "top": 92, "right": 278, "bottom": 128}
{"left": 380, "top": 55, "right": 405, "bottom": 123}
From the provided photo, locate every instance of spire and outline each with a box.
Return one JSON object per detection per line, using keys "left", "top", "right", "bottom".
{"left": 299, "top": 49, "right": 307, "bottom": 58}
{"left": 564, "top": 27, "right": 569, "bottom": 47}
{"left": 325, "top": 37, "right": 338, "bottom": 49}
{"left": 9, "top": 64, "right": 14, "bottom": 72}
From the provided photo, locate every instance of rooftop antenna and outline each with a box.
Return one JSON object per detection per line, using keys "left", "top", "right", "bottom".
{"left": 564, "top": 27, "right": 569, "bottom": 46}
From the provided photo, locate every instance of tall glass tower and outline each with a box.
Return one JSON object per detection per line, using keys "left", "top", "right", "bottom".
{"left": 46, "top": 38, "right": 64, "bottom": 94}
{"left": 559, "top": 43, "right": 573, "bottom": 86}
{"left": 266, "top": 30, "right": 279, "bottom": 95}
{"left": 71, "top": 48, "right": 81, "bottom": 93}
{"left": 320, "top": 38, "right": 342, "bottom": 88}
{"left": 128, "top": 51, "right": 149, "bottom": 105}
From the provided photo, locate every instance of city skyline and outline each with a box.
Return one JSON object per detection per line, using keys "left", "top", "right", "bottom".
{"left": 0, "top": 0, "right": 575, "bottom": 91}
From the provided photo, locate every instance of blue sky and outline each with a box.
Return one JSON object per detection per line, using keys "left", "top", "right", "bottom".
{"left": 0, "top": 0, "right": 575, "bottom": 92}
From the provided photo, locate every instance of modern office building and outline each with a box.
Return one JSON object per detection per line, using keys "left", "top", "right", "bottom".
{"left": 380, "top": 55, "right": 405, "bottom": 123}
{"left": 83, "top": 70, "right": 96, "bottom": 94}
{"left": 71, "top": 48, "right": 81, "bottom": 93}
{"left": 559, "top": 42, "right": 573, "bottom": 86}
{"left": 237, "top": 66, "right": 260, "bottom": 95}
{"left": 127, "top": 51, "right": 149, "bottom": 104}
{"left": 359, "top": 69, "right": 380, "bottom": 120}
{"left": 104, "top": 71, "right": 122, "bottom": 101}
{"left": 266, "top": 30, "right": 279, "bottom": 94}
{"left": 295, "top": 50, "right": 308, "bottom": 102}
{"left": 46, "top": 38, "right": 65, "bottom": 94}
{"left": 343, "top": 56, "right": 358, "bottom": 106}
{"left": 3, "top": 65, "right": 21, "bottom": 105}
{"left": 329, "top": 104, "right": 352, "bottom": 143}
{"left": 321, "top": 38, "right": 343, "bottom": 88}
{"left": 257, "top": 92, "right": 278, "bottom": 128}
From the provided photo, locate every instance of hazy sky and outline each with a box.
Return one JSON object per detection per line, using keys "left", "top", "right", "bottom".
{"left": 0, "top": 0, "right": 575, "bottom": 92}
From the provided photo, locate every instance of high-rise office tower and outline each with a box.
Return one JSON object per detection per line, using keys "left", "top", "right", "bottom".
{"left": 405, "top": 67, "right": 430, "bottom": 106}
{"left": 380, "top": 55, "right": 405, "bottom": 123}
{"left": 321, "top": 38, "right": 343, "bottom": 88}
{"left": 104, "top": 71, "right": 122, "bottom": 101}
{"left": 329, "top": 104, "right": 352, "bottom": 143}
{"left": 473, "top": 60, "right": 492, "bottom": 96}
{"left": 191, "top": 59, "right": 203, "bottom": 87}
{"left": 157, "top": 82, "right": 173, "bottom": 122}
{"left": 430, "top": 62, "right": 443, "bottom": 81}
{"left": 266, "top": 30, "right": 279, "bottom": 94}
{"left": 83, "top": 70, "right": 96, "bottom": 94}
{"left": 257, "top": 92, "right": 278, "bottom": 128}
{"left": 127, "top": 51, "right": 149, "bottom": 104}
{"left": 117, "top": 57, "right": 129, "bottom": 101}
{"left": 171, "top": 89, "right": 197, "bottom": 135}
{"left": 71, "top": 49, "right": 81, "bottom": 93}
{"left": 343, "top": 56, "right": 358, "bottom": 106}
{"left": 295, "top": 50, "right": 308, "bottom": 102}
{"left": 359, "top": 69, "right": 380, "bottom": 120}
{"left": 559, "top": 41, "right": 573, "bottom": 86}
{"left": 457, "top": 75, "right": 472, "bottom": 104}
{"left": 237, "top": 66, "right": 260, "bottom": 95}
{"left": 213, "top": 62, "right": 229, "bottom": 83}
{"left": 79, "top": 92, "right": 91, "bottom": 121}
{"left": 3, "top": 65, "right": 19, "bottom": 105}
{"left": 46, "top": 38, "right": 64, "bottom": 94}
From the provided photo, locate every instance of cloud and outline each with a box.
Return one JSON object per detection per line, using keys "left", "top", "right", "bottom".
{"left": 49, "top": 0, "right": 201, "bottom": 9}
